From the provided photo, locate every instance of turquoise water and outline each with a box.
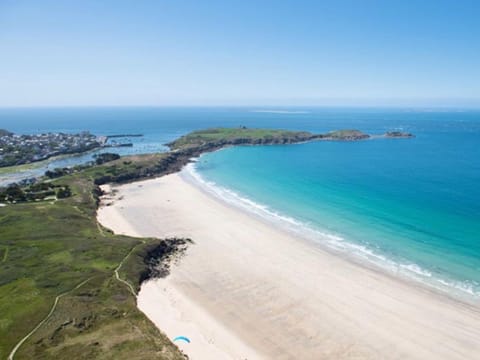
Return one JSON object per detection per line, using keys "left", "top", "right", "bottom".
{"left": 192, "top": 117, "right": 480, "bottom": 298}
{"left": 1, "top": 107, "right": 479, "bottom": 297}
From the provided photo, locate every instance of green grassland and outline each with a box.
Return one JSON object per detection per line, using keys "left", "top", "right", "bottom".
{"left": 0, "top": 152, "right": 184, "bottom": 359}
{"left": 166, "top": 127, "right": 373, "bottom": 151}
{"left": 167, "top": 127, "right": 316, "bottom": 150}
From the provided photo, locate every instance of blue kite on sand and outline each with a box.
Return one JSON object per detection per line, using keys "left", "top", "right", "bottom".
{"left": 173, "top": 336, "right": 191, "bottom": 343}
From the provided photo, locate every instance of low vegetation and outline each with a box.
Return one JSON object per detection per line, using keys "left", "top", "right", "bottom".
{"left": 93, "top": 152, "right": 121, "bottom": 165}
{"left": 325, "top": 129, "right": 370, "bottom": 140}
{"left": 0, "top": 155, "right": 185, "bottom": 359}
{"left": 166, "top": 127, "right": 382, "bottom": 152}
{"left": 0, "top": 183, "right": 71, "bottom": 203}
{"left": 167, "top": 127, "right": 318, "bottom": 150}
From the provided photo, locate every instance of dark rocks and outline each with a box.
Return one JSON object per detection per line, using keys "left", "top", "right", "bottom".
{"left": 322, "top": 129, "right": 370, "bottom": 141}
{"left": 385, "top": 131, "right": 414, "bottom": 138}
{"left": 93, "top": 152, "right": 121, "bottom": 165}
{"left": 139, "top": 238, "right": 193, "bottom": 283}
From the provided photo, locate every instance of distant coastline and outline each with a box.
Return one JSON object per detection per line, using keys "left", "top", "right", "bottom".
{"left": 250, "top": 109, "right": 311, "bottom": 114}
{"left": 1, "top": 127, "right": 413, "bottom": 188}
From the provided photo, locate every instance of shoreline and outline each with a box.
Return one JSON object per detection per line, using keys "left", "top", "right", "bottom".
{"left": 98, "top": 172, "right": 480, "bottom": 359}
{"left": 0, "top": 148, "right": 102, "bottom": 186}
{"left": 181, "top": 161, "right": 479, "bottom": 304}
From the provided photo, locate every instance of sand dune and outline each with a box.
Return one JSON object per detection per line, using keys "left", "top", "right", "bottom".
{"left": 97, "top": 173, "right": 480, "bottom": 360}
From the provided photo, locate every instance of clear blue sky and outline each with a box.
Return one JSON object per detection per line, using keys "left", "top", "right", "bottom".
{"left": 0, "top": 0, "right": 479, "bottom": 107}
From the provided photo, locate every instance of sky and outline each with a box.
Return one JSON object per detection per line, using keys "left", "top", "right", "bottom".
{"left": 0, "top": 0, "right": 479, "bottom": 107}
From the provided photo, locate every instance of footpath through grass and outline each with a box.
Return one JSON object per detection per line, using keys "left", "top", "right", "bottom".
{"left": 0, "top": 154, "right": 184, "bottom": 359}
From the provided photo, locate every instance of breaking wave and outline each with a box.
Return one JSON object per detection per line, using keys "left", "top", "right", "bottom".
{"left": 182, "top": 161, "right": 480, "bottom": 300}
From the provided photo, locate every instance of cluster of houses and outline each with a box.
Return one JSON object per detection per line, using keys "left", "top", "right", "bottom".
{"left": 0, "top": 130, "right": 102, "bottom": 167}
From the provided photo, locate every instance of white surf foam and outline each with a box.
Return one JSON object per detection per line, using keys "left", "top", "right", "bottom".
{"left": 182, "top": 161, "right": 480, "bottom": 300}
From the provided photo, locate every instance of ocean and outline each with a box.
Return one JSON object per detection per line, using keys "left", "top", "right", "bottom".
{"left": 1, "top": 107, "right": 479, "bottom": 298}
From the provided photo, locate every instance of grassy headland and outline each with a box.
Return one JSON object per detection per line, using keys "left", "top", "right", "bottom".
{"left": 0, "top": 153, "right": 185, "bottom": 359}
{"left": 0, "top": 127, "right": 413, "bottom": 359}
{"left": 166, "top": 127, "right": 317, "bottom": 150}
{"left": 166, "top": 127, "right": 381, "bottom": 151}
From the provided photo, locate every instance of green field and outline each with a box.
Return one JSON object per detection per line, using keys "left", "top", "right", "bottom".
{"left": 0, "top": 153, "right": 184, "bottom": 359}
{"left": 167, "top": 127, "right": 316, "bottom": 150}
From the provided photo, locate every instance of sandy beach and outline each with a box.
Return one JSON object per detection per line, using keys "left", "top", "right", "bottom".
{"left": 97, "top": 173, "right": 480, "bottom": 360}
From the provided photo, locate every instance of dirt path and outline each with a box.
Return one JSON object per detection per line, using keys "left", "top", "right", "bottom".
{"left": 7, "top": 277, "right": 93, "bottom": 360}
{"left": 8, "top": 237, "right": 143, "bottom": 359}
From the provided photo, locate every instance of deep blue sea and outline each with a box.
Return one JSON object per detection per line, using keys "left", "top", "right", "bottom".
{"left": 1, "top": 107, "right": 479, "bottom": 298}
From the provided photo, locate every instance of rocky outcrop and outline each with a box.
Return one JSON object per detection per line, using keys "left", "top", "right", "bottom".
{"left": 384, "top": 131, "right": 415, "bottom": 138}
{"left": 139, "top": 238, "right": 193, "bottom": 282}
{"left": 321, "top": 130, "right": 370, "bottom": 141}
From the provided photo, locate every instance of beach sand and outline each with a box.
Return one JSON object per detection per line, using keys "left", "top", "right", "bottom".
{"left": 97, "top": 173, "right": 480, "bottom": 360}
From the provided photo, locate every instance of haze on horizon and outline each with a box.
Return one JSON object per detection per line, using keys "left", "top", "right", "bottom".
{"left": 0, "top": 0, "right": 479, "bottom": 108}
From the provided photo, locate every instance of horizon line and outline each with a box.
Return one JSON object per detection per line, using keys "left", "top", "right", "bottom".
{"left": 1, "top": 103, "right": 480, "bottom": 110}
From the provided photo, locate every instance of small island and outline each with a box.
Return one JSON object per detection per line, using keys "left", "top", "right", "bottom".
{"left": 384, "top": 131, "right": 415, "bottom": 138}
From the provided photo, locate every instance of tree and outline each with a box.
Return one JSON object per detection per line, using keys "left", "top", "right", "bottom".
{"left": 94, "top": 152, "right": 120, "bottom": 165}
{"left": 56, "top": 186, "right": 72, "bottom": 199}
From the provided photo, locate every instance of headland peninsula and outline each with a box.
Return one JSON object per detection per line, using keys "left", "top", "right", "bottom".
{"left": 9, "top": 127, "right": 478, "bottom": 360}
